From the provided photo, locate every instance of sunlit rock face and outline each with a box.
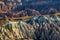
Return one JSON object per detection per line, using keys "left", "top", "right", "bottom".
{"left": 0, "top": 21, "right": 36, "bottom": 40}
{"left": 0, "top": 16, "right": 60, "bottom": 40}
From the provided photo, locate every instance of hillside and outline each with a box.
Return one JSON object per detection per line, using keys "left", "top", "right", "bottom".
{"left": 0, "top": 15, "right": 60, "bottom": 40}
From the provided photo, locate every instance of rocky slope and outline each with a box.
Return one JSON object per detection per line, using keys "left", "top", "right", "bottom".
{"left": 0, "top": 16, "right": 60, "bottom": 40}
